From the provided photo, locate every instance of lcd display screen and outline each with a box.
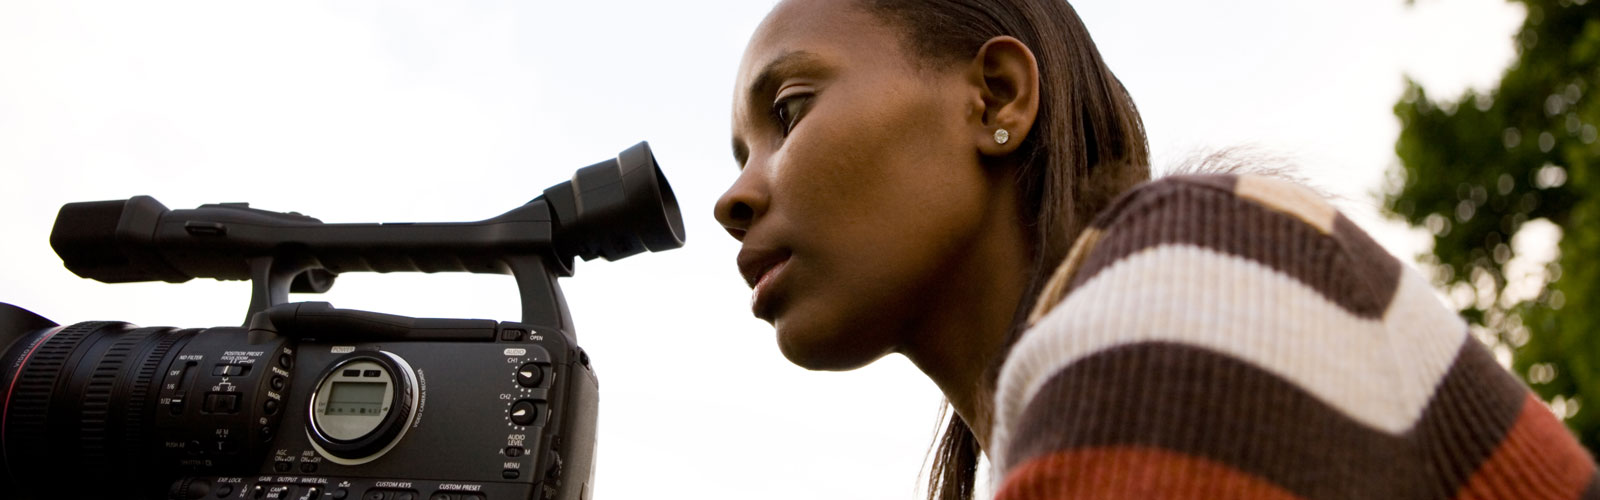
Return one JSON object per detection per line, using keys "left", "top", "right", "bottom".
{"left": 326, "top": 381, "right": 386, "bottom": 416}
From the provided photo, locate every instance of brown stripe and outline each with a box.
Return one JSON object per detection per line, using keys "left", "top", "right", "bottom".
{"left": 1333, "top": 213, "right": 1404, "bottom": 310}
{"left": 1086, "top": 174, "right": 1240, "bottom": 231}
{"left": 1003, "top": 340, "right": 1531, "bottom": 500}
{"left": 1450, "top": 395, "right": 1598, "bottom": 500}
{"left": 1411, "top": 339, "right": 1547, "bottom": 496}
{"left": 995, "top": 446, "right": 1307, "bottom": 500}
{"left": 1065, "top": 175, "right": 1401, "bottom": 318}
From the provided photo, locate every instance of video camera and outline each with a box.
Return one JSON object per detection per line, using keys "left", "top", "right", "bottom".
{"left": 0, "top": 142, "right": 684, "bottom": 500}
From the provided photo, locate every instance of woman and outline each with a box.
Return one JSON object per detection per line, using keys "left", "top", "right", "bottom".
{"left": 714, "top": 0, "right": 1599, "bottom": 498}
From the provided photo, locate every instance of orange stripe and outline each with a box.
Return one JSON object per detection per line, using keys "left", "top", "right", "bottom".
{"left": 1452, "top": 395, "right": 1598, "bottom": 500}
{"left": 995, "top": 446, "right": 1306, "bottom": 500}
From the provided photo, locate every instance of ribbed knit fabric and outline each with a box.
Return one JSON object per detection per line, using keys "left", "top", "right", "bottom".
{"left": 988, "top": 174, "right": 1599, "bottom": 499}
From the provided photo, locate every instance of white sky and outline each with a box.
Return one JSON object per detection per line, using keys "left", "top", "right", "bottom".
{"left": 0, "top": 1, "right": 1525, "bottom": 498}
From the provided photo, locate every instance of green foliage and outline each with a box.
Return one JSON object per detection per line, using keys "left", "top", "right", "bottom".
{"left": 1388, "top": 0, "right": 1600, "bottom": 453}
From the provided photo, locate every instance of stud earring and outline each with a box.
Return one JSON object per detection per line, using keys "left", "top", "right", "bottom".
{"left": 994, "top": 128, "right": 1010, "bottom": 145}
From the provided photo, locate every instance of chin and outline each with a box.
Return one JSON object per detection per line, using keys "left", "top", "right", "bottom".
{"left": 773, "top": 314, "right": 892, "bottom": 371}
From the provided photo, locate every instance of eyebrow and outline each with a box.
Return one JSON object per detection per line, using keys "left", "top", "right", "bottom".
{"left": 747, "top": 50, "right": 826, "bottom": 99}
{"left": 733, "top": 50, "right": 828, "bottom": 169}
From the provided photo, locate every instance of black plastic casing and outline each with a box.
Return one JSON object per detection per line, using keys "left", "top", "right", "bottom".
{"left": 172, "top": 306, "right": 599, "bottom": 500}
{"left": 47, "top": 141, "right": 683, "bottom": 328}
{"left": 0, "top": 304, "right": 598, "bottom": 500}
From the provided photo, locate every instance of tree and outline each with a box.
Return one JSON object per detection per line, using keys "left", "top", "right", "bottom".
{"left": 1388, "top": 0, "right": 1599, "bottom": 453}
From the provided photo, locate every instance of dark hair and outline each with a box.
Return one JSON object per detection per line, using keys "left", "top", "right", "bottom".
{"left": 859, "top": 1, "right": 1150, "bottom": 498}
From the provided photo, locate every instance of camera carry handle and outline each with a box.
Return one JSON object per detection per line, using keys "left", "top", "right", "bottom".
{"left": 243, "top": 250, "right": 575, "bottom": 341}
{"left": 49, "top": 142, "right": 683, "bottom": 336}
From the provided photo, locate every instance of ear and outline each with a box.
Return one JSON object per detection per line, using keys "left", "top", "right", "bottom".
{"left": 966, "top": 36, "right": 1040, "bottom": 158}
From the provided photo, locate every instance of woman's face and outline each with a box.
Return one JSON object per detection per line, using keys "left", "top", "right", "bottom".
{"left": 717, "top": 0, "right": 1009, "bottom": 370}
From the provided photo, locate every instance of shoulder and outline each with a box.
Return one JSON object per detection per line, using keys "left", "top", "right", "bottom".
{"left": 986, "top": 174, "right": 1595, "bottom": 498}
{"left": 1025, "top": 173, "right": 1400, "bottom": 324}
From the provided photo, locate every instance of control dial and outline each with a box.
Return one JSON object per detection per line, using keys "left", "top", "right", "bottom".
{"left": 509, "top": 400, "right": 540, "bottom": 426}
{"left": 515, "top": 362, "right": 544, "bottom": 388}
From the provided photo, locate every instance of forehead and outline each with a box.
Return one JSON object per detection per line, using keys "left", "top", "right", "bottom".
{"left": 736, "top": 0, "right": 906, "bottom": 89}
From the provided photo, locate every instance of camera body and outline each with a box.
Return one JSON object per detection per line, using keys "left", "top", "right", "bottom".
{"left": 3, "top": 304, "right": 596, "bottom": 500}
{"left": 0, "top": 142, "right": 682, "bottom": 499}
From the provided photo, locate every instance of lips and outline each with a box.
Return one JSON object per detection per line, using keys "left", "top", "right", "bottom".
{"left": 737, "top": 247, "right": 791, "bottom": 289}
{"left": 737, "top": 247, "right": 791, "bottom": 319}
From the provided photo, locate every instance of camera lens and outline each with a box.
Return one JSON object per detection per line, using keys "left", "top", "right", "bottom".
{"left": 0, "top": 316, "right": 199, "bottom": 497}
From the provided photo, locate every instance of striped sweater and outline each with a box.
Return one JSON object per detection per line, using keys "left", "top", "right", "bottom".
{"left": 988, "top": 174, "right": 1599, "bottom": 499}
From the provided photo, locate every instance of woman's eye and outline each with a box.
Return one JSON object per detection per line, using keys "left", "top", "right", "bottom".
{"left": 772, "top": 94, "right": 811, "bottom": 136}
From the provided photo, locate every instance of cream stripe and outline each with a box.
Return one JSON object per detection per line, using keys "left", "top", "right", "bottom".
{"left": 1380, "top": 261, "right": 1476, "bottom": 407}
{"left": 990, "top": 245, "right": 1467, "bottom": 472}
{"left": 1235, "top": 175, "right": 1338, "bottom": 234}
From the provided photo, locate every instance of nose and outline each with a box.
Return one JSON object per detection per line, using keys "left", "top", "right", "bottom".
{"left": 714, "top": 166, "right": 769, "bottom": 242}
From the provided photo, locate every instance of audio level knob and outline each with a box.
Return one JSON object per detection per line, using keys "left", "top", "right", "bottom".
{"left": 515, "top": 363, "right": 544, "bottom": 388}
{"left": 509, "top": 400, "right": 540, "bottom": 426}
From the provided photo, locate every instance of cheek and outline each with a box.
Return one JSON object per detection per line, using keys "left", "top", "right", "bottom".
{"left": 786, "top": 86, "right": 985, "bottom": 267}
{"left": 778, "top": 79, "right": 978, "bottom": 227}
{"left": 764, "top": 80, "right": 989, "bottom": 351}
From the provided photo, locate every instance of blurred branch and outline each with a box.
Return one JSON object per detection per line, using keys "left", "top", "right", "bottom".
{"left": 1386, "top": 0, "right": 1600, "bottom": 453}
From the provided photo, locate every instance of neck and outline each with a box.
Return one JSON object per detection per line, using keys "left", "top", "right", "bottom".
{"left": 900, "top": 184, "right": 1031, "bottom": 453}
